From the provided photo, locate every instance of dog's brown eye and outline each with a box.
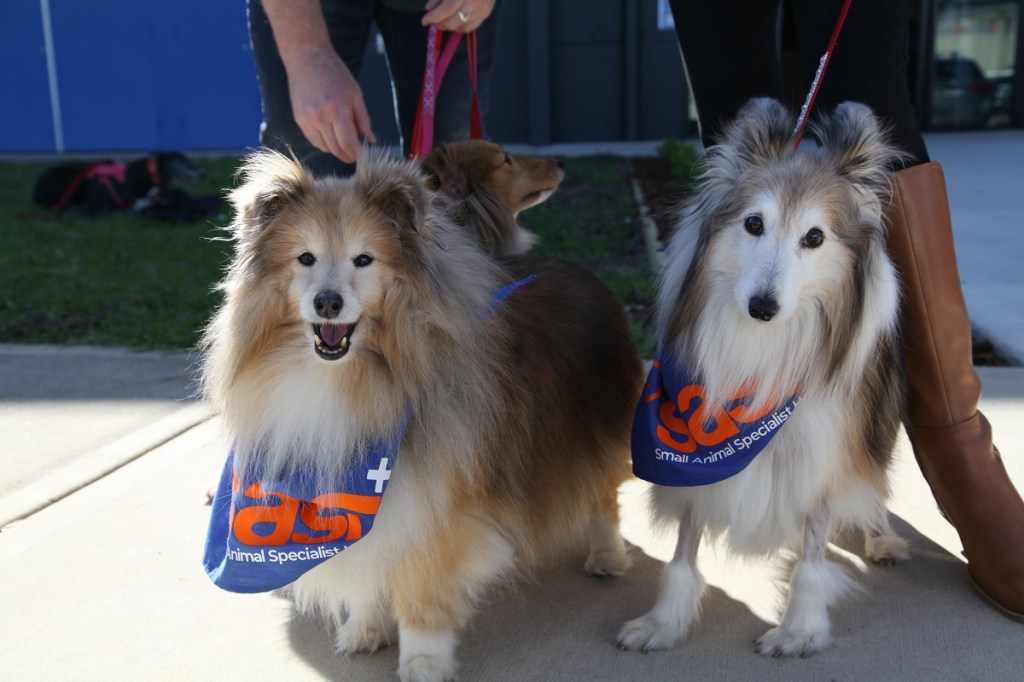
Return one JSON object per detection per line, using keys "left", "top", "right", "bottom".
{"left": 298, "top": 252, "right": 316, "bottom": 266}
{"left": 744, "top": 215, "right": 764, "bottom": 236}
{"left": 353, "top": 254, "right": 374, "bottom": 268}
{"left": 504, "top": 153, "right": 513, "bottom": 166}
{"left": 802, "top": 228, "right": 825, "bottom": 249}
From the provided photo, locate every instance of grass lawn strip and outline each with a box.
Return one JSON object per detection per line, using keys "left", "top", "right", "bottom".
{"left": 0, "top": 154, "right": 653, "bottom": 353}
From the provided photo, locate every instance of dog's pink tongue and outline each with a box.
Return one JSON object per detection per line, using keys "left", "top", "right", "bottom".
{"left": 320, "top": 324, "right": 348, "bottom": 346}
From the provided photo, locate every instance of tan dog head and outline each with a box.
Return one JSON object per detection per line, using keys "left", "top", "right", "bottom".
{"left": 422, "top": 139, "right": 565, "bottom": 256}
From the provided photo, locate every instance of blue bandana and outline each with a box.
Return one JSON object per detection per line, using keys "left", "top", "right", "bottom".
{"left": 631, "top": 351, "right": 800, "bottom": 487}
{"left": 203, "top": 431, "right": 404, "bottom": 593}
{"left": 203, "top": 276, "right": 536, "bottom": 593}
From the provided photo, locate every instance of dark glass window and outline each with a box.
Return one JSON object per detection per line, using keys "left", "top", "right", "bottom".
{"left": 929, "top": 1, "right": 1018, "bottom": 129}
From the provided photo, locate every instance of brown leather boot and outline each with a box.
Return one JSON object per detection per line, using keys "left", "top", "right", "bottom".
{"left": 887, "top": 161, "right": 1024, "bottom": 621}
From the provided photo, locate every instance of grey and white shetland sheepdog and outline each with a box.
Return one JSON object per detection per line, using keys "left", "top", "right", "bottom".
{"left": 618, "top": 99, "right": 910, "bottom": 657}
{"left": 200, "top": 149, "right": 642, "bottom": 681}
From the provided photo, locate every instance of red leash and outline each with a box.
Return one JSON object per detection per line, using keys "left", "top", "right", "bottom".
{"left": 409, "top": 26, "right": 482, "bottom": 159}
{"left": 793, "top": 0, "right": 853, "bottom": 149}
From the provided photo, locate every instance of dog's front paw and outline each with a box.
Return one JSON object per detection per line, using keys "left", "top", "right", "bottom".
{"left": 755, "top": 625, "right": 832, "bottom": 658}
{"left": 398, "top": 654, "right": 455, "bottom": 682}
{"left": 335, "top": 620, "right": 394, "bottom": 655}
{"left": 585, "top": 547, "right": 631, "bottom": 577}
{"left": 398, "top": 629, "right": 457, "bottom": 682}
{"left": 617, "top": 615, "right": 686, "bottom": 652}
{"left": 865, "top": 534, "right": 910, "bottom": 566}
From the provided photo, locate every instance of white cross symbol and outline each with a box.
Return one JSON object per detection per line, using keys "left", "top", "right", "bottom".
{"left": 366, "top": 457, "right": 392, "bottom": 494}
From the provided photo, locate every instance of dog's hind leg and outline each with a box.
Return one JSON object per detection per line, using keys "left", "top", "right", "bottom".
{"left": 756, "top": 505, "right": 852, "bottom": 657}
{"left": 863, "top": 506, "right": 910, "bottom": 566}
{"left": 584, "top": 486, "right": 631, "bottom": 577}
{"left": 617, "top": 505, "right": 704, "bottom": 652}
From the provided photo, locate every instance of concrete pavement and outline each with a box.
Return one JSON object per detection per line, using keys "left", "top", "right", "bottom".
{"left": 0, "top": 345, "right": 211, "bottom": 527}
{"left": 1, "top": 131, "right": 1022, "bottom": 680}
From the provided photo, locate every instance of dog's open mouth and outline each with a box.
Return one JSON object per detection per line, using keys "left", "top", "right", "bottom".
{"left": 312, "top": 323, "right": 355, "bottom": 361}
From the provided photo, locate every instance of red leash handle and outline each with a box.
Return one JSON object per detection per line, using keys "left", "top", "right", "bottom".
{"left": 409, "top": 26, "right": 482, "bottom": 159}
{"left": 467, "top": 31, "right": 482, "bottom": 139}
{"left": 793, "top": 0, "right": 853, "bottom": 149}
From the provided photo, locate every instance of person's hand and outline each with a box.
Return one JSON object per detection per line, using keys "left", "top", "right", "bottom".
{"left": 422, "top": 0, "right": 495, "bottom": 33}
{"left": 286, "top": 47, "right": 376, "bottom": 164}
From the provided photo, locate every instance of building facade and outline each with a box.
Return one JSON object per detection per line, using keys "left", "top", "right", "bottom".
{"left": 0, "top": 0, "right": 1020, "bottom": 153}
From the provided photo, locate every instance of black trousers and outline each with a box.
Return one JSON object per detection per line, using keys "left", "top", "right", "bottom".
{"left": 668, "top": 0, "right": 929, "bottom": 165}
{"left": 248, "top": 0, "right": 500, "bottom": 177}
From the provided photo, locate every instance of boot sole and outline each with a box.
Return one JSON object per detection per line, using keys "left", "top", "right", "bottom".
{"left": 969, "top": 574, "right": 1024, "bottom": 623}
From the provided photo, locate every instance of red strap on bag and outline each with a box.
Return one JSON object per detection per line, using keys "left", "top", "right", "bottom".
{"left": 52, "top": 159, "right": 127, "bottom": 212}
{"left": 408, "top": 26, "right": 483, "bottom": 159}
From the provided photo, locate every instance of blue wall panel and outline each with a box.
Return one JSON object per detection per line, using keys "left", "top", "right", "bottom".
{"left": 0, "top": 2, "right": 57, "bottom": 151}
{"left": 51, "top": 0, "right": 161, "bottom": 150}
{"left": 0, "top": 0, "right": 691, "bottom": 152}
{"left": 148, "top": 1, "right": 262, "bottom": 150}
{"left": 0, "top": 0, "right": 262, "bottom": 152}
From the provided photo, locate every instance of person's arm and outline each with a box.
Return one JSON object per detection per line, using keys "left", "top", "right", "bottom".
{"left": 263, "top": 0, "right": 376, "bottom": 163}
{"left": 422, "top": 0, "right": 496, "bottom": 33}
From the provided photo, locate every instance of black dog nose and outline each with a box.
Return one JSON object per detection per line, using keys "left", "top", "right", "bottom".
{"left": 314, "top": 291, "right": 343, "bottom": 319}
{"left": 748, "top": 295, "right": 778, "bottom": 321}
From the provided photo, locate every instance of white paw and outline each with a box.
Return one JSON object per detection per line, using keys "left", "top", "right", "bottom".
{"left": 865, "top": 534, "right": 910, "bottom": 566}
{"left": 585, "top": 547, "right": 631, "bottom": 577}
{"left": 335, "top": 620, "right": 393, "bottom": 655}
{"left": 617, "top": 614, "right": 686, "bottom": 652}
{"left": 755, "top": 625, "right": 832, "bottom": 658}
{"left": 398, "top": 654, "right": 455, "bottom": 682}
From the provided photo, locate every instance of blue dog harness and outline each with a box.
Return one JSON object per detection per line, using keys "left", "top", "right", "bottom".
{"left": 632, "top": 350, "right": 800, "bottom": 487}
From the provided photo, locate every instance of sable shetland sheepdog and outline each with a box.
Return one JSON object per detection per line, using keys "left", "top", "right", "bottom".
{"left": 201, "top": 149, "right": 641, "bottom": 681}
{"left": 617, "top": 99, "right": 910, "bottom": 657}
{"left": 421, "top": 139, "right": 565, "bottom": 256}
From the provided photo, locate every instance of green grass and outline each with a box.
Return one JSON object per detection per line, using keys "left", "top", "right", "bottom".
{"left": 0, "top": 154, "right": 652, "bottom": 353}
{"left": 519, "top": 155, "right": 654, "bottom": 355}
{"left": 0, "top": 157, "right": 238, "bottom": 349}
{"left": 658, "top": 137, "right": 702, "bottom": 186}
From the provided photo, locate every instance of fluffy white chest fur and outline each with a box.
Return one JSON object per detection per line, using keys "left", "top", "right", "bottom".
{"left": 652, "top": 391, "right": 879, "bottom": 554}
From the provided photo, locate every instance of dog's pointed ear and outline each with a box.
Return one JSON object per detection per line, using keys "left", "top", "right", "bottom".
{"left": 421, "top": 146, "right": 467, "bottom": 201}
{"left": 707, "top": 98, "right": 796, "bottom": 175}
{"left": 356, "top": 149, "right": 431, "bottom": 234}
{"left": 229, "top": 149, "right": 311, "bottom": 238}
{"left": 811, "top": 101, "right": 905, "bottom": 191}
